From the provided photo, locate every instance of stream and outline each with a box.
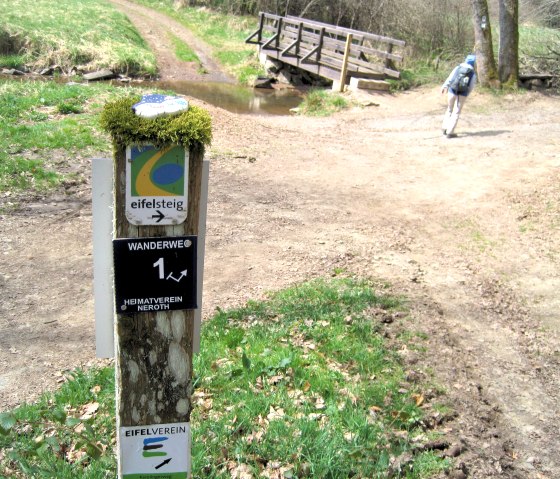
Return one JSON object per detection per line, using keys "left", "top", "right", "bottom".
{"left": 0, "top": 74, "right": 305, "bottom": 115}
{"left": 129, "top": 79, "right": 304, "bottom": 115}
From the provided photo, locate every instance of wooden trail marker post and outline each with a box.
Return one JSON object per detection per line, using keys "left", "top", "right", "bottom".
{"left": 100, "top": 97, "right": 212, "bottom": 479}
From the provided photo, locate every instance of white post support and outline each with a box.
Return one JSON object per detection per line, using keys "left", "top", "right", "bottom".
{"left": 193, "top": 159, "right": 210, "bottom": 354}
{"left": 92, "top": 158, "right": 115, "bottom": 358}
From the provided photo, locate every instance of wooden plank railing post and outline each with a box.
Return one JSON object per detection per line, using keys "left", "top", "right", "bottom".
{"left": 317, "top": 27, "right": 325, "bottom": 62}
{"left": 258, "top": 12, "right": 265, "bottom": 43}
{"left": 275, "top": 17, "right": 283, "bottom": 49}
{"left": 296, "top": 21, "right": 303, "bottom": 56}
{"left": 244, "top": 12, "right": 265, "bottom": 44}
{"left": 338, "top": 33, "right": 353, "bottom": 92}
{"left": 384, "top": 43, "right": 394, "bottom": 70}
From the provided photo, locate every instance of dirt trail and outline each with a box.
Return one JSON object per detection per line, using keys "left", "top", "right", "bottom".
{"left": 1, "top": 1, "right": 559, "bottom": 478}
{"left": 109, "top": 0, "right": 233, "bottom": 82}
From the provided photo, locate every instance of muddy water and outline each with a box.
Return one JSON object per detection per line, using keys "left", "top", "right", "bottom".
{"left": 0, "top": 74, "right": 304, "bottom": 115}
{"left": 137, "top": 80, "right": 304, "bottom": 115}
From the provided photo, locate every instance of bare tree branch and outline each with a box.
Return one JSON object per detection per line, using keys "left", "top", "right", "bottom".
{"left": 299, "top": 0, "right": 320, "bottom": 18}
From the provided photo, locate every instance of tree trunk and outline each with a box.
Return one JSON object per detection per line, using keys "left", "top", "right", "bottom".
{"left": 471, "top": 0, "right": 499, "bottom": 87}
{"left": 498, "top": 0, "right": 519, "bottom": 86}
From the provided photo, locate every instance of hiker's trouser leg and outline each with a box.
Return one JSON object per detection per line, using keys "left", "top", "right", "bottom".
{"left": 443, "top": 92, "right": 466, "bottom": 135}
{"left": 442, "top": 93, "right": 456, "bottom": 132}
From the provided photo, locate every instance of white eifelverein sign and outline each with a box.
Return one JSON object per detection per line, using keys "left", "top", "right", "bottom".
{"left": 120, "top": 422, "right": 190, "bottom": 478}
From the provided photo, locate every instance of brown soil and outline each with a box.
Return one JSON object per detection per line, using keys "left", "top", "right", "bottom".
{"left": 1, "top": 1, "right": 560, "bottom": 477}
{"left": 109, "top": 0, "right": 232, "bottom": 83}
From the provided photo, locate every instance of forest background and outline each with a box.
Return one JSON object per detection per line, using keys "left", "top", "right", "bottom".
{"left": 173, "top": 0, "right": 560, "bottom": 87}
{"left": 1, "top": 0, "right": 559, "bottom": 90}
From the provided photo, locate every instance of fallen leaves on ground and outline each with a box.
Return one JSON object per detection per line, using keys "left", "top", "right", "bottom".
{"left": 227, "top": 462, "right": 253, "bottom": 479}
{"left": 79, "top": 402, "right": 99, "bottom": 420}
{"left": 267, "top": 406, "right": 285, "bottom": 421}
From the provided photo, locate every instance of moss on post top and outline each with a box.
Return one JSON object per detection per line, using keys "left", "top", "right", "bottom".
{"left": 100, "top": 96, "right": 212, "bottom": 149}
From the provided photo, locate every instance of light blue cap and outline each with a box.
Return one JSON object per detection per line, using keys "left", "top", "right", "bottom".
{"left": 465, "top": 54, "right": 476, "bottom": 66}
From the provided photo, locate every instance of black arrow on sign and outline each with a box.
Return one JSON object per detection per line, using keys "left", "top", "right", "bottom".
{"left": 151, "top": 210, "right": 165, "bottom": 223}
{"left": 155, "top": 458, "right": 172, "bottom": 470}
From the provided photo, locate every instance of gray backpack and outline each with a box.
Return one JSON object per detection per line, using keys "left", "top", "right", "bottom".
{"left": 450, "top": 65, "right": 474, "bottom": 94}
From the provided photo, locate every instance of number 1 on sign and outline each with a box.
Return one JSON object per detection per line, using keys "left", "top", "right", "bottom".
{"left": 153, "top": 258, "right": 165, "bottom": 279}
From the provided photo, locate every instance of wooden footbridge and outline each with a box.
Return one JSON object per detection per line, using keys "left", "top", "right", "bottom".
{"left": 246, "top": 13, "right": 406, "bottom": 90}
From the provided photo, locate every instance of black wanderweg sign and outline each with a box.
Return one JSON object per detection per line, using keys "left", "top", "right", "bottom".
{"left": 113, "top": 236, "right": 197, "bottom": 314}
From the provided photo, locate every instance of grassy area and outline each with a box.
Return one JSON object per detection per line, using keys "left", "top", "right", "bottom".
{"left": 518, "top": 24, "right": 560, "bottom": 75}
{"left": 169, "top": 33, "right": 201, "bottom": 63}
{"left": 167, "top": 33, "right": 210, "bottom": 75}
{"left": 0, "top": 0, "right": 157, "bottom": 76}
{"left": 131, "top": 0, "right": 264, "bottom": 84}
{"left": 389, "top": 60, "right": 448, "bottom": 92}
{"left": 0, "top": 368, "right": 116, "bottom": 478}
{"left": 0, "top": 277, "right": 451, "bottom": 478}
{"left": 519, "top": 24, "right": 560, "bottom": 55}
{"left": 297, "top": 89, "right": 352, "bottom": 116}
{"left": 0, "top": 78, "right": 125, "bottom": 197}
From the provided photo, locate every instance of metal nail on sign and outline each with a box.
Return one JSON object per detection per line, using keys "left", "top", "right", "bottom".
{"left": 126, "top": 145, "right": 189, "bottom": 225}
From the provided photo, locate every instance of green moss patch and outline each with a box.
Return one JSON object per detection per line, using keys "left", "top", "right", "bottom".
{"left": 100, "top": 96, "right": 212, "bottom": 149}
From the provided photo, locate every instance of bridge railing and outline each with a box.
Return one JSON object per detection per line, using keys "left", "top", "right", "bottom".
{"left": 246, "top": 12, "right": 406, "bottom": 82}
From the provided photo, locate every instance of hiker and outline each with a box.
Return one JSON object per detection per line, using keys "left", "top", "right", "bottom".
{"left": 441, "top": 54, "right": 477, "bottom": 138}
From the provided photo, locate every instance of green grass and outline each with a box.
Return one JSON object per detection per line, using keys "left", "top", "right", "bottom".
{"left": 297, "top": 89, "right": 352, "bottom": 116}
{"left": 168, "top": 33, "right": 209, "bottom": 74}
{"left": 0, "top": 368, "right": 116, "bottom": 478}
{"left": 390, "top": 59, "right": 450, "bottom": 91}
{"left": 131, "top": 0, "right": 264, "bottom": 83}
{"left": 0, "top": 277, "right": 451, "bottom": 478}
{"left": 0, "top": 55, "right": 27, "bottom": 70}
{"left": 518, "top": 24, "right": 560, "bottom": 76}
{"left": 0, "top": 0, "right": 157, "bottom": 76}
{"left": 0, "top": 78, "right": 122, "bottom": 195}
{"left": 519, "top": 24, "right": 560, "bottom": 55}
{"left": 168, "top": 32, "right": 200, "bottom": 64}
